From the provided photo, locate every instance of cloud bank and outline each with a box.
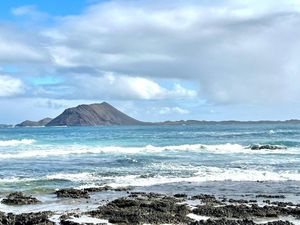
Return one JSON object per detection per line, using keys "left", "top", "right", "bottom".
{"left": 1, "top": 0, "right": 300, "bottom": 122}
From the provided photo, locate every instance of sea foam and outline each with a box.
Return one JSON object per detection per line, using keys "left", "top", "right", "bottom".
{"left": 0, "top": 139, "right": 36, "bottom": 147}
{"left": 0, "top": 143, "right": 295, "bottom": 159}
{"left": 1, "top": 166, "right": 299, "bottom": 186}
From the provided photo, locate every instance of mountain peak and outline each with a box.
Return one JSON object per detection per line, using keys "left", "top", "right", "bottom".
{"left": 46, "top": 102, "right": 143, "bottom": 126}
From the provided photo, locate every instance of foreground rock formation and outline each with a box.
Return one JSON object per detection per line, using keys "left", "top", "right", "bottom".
{"left": 1, "top": 192, "right": 40, "bottom": 205}
{"left": 0, "top": 190, "right": 299, "bottom": 224}
{"left": 0, "top": 211, "right": 54, "bottom": 225}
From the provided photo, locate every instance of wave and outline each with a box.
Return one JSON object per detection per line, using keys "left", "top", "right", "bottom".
{"left": 103, "top": 168, "right": 300, "bottom": 187}
{"left": 0, "top": 143, "right": 296, "bottom": 159}
{"left": 0, "top": 139, "right": 36, "bottom": 147}
{"left": 46, "top": 172, "right": 98, "bottom": 182}
{"left": 2, "top": 166, "right": 299, "bottom": 186}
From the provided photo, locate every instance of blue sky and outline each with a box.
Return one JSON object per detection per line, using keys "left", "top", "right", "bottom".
{"left": 0, "top": 0, "right": 91, "bottom": 19}
{"left": 1, "top": 0, "right": 300, "bottom": 123}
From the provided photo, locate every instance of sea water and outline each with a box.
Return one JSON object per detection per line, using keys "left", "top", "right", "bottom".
{"left": 0, "top": 124, "right": 299, "bottom": 212}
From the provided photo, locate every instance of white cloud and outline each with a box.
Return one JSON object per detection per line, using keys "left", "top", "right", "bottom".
{"left": 0, "top": 75, "right": 24, "bottom": 97}
{"left": 159, "top": 107, "right": 190, "bottom": 115}
{"left": 11, "top": 5, "right": 48, "bottom": 21}
{"left": 41, "top": 0, "right": 300, "bottom": 104}
{"left": 0, "top": 25, "right": 48, "bottom": 63}
{"left": 71, "top": 73, "right": 196, "bottom": 100}
{"left": 12, "top": 5, "right": 36, "bottom": 16}
{"left": 1, "top": 0, "right": 300, "bottom": 106}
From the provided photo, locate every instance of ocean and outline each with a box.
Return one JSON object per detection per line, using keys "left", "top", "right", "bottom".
{"left": 0, "top": 124, "right": 299, "bottom": 214}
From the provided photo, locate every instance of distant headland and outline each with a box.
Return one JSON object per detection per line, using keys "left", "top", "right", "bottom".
{"left": 9, "top": 102, "right": 300, "bottom": 127}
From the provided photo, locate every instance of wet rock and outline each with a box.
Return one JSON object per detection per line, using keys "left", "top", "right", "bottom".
{"left": 249, "top": 145, "right": 287, "bottom": 150}
{"left": 0, "top": 211, "right": 54, "bottom": 225}
{"left": 270, "top": 202, "right": 296, "bottom": 207}
{"left": 191, "top": 194, "right": 222, "bottom": 204}
{"left": 174, "top": 193, "right": 188, "bottom": 198}
{"left": 55, "top": 189, "right": 90, "bottom": 199}
{"left": 228, "top": 199, "right": 249, "bottom": 204}
{"left": 256, "top": 195, "right": 285, "bottom": 199}
{"left": 88, "top": 192, "right": 191, "bottom": 224}
{"left": 1, "top": 192, "right": 41, "bottom": 205}
{"left": 189, "top": 218, "right": 294, "bottom": 225}
{"left": 192, "top": 204, "right": 280, "bottom": 219}
{"left": 83, "top": 186, "right": 112, "bottom": 192}
{"left": 262, "top": 200, "right": 300, "bottom": 208}
{"left": 193, "top": 202, "right": 300, "bottom": 220}
{"left": 113, "top": 187, "right": 133, "bottom": 192}
{"left": 83, "top": 186, "right": 132, "bottom": 193}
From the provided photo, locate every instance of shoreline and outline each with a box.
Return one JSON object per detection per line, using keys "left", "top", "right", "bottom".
{"left": 0, "top": 182, "right": 299, "bottom": 225}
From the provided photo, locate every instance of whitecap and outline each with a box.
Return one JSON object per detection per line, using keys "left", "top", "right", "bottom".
{"left": 0, "top": 139, "right": 36, "bottom": 147}
{"left": 0, "top": 142, "right": 295, "bottom": 159}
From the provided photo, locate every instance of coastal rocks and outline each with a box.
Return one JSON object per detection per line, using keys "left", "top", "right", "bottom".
{"left": 189, "top": 219, "right": 294, "bottom": 225}
{"left": 55, "top": 186, "right": 132, "bottom": 199}
{"left": 192, "top": 203, "right": 300, "bottom": 220}
{"left": 88, "top": 192, "right": 191, "bottom": 224}
{"left": 83, "top": 186, "right": 112, "bottom": 192}
{"left": 256, "top": 195, "right": 285, "bottom": 199}
{"left": 248, "top": 144, "right": 287, "bottom": 150}
{"left": 1, "top": 192, "right": 41, "bottom": 205}
{"left": 0, "top": 211, "right": 54, "bottom": 225}
{"left": 228, "top": 199, "right": 257, "bottom": 204}
{"left": 84, "top": 186, "right": 132, "bottom": 193}
{"left": 192, "top": 204, "right": 281, "bottom": 219}
{"left": 191, "top": 194, "right": 222, "bottom": 204}
{"left": 55, "top": 189, "right": 90, "bottom": 199}
{"left": 59, "top": 215, "right": 109, "bottom": 225}
{"left": 174, "top": 193, "right": 188, "bottom": 198}
{"left": 263, "top": 201, "right": 300, "bottom": 207}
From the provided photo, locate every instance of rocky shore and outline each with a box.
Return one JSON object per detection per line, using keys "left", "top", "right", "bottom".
{"left": 0, "top": 188, "right": 299, "bottom": 225}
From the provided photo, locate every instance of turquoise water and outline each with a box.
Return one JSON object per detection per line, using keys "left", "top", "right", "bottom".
{"left": 0, "top": 124, "right": 299, "bottom": 198}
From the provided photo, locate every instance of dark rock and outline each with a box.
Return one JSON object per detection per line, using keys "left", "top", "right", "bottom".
{"left": 83, "top": 186, "right": 112, "bottom": 192}
{"left": 47, "top": 102, "right": 144, "bottom": 126}
{"left": 113, "top": 187, "right": 133, "bottom": 192}
{"left": 189, "top": 218, "right": 294, "bottom": 225}
{"left": 88, "top": 192, "right": 191, "bottom": 224}
{"left": 0, "top": 211, "right": 54, "bottom": 225}
{"left": 270, "top": 202, "right": 296, "bottom": 207}
{"left": 83, "top": 186, "right": 132, "bottom": 193}
{"left": 1, "top": 192, "right": 40, "bottom": 205}
{"left": 55, "top": 189, "right": 90, "bottom": 199}
{"left": 192, "top": 204, "right": 280, "bottom": 219}
{"left": 174, "top": 193, "right": 188, "bottom": 198}
{"left": 256, "top": 195, "right": 285, "bottom": 199}
{"left": 191, "top": 194, "right": 222, "bottom": 204}
{"left": 249, "top": 145, "right": 287, "bottom": 150}
{"left": 228, "top": 199, "right": 249, "bottom": 204}
{"left": 193, "top": 203, "right": 300, "bottom": 219}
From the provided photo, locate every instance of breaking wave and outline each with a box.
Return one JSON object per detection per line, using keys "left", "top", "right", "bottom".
{"left": 0, "top": 139, "right": 36, "bottom": 147}
{"left": 1, "top": 166, "right": 299, "bottom": 186}
{"left": 0, "top": 143, "right": 296, "bottom": 159}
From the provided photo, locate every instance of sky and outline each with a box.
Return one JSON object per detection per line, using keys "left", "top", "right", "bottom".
{"left": 1, "top": 0, "right": 300, "bottom": 123}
